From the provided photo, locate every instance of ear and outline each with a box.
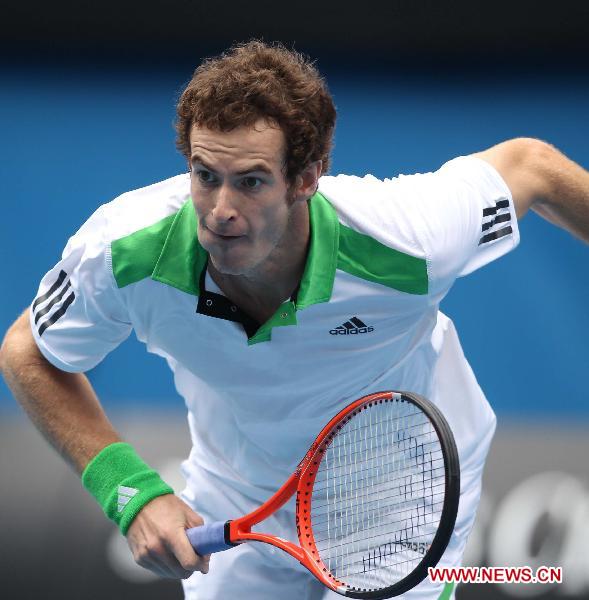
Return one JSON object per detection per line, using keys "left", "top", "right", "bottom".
{"left": 292, "top": 160, "right": 323, "bottom": 203}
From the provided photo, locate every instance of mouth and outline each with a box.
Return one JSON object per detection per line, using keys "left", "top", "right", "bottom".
{"left": 206, "top": 227, "right": 243, "bottom": 242}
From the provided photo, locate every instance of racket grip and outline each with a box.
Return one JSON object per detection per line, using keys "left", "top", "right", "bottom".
{"left": 187, "top": 521, "right": 233, "bottom": 555}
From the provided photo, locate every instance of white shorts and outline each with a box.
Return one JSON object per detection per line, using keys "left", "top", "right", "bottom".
{"left": 179, "top": 431, "right": 492, "bottom": 600}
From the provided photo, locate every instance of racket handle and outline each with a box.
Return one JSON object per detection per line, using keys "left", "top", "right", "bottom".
{"left": 186, "top": 521, "right": 234, "bottom": 555}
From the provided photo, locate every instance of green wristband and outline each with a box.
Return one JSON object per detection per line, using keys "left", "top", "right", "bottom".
{"left": 82, "top": 442, "right": 174, "bottom": 534}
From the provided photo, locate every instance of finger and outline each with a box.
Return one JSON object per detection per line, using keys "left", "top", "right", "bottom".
{"left": 142, "top": 556, "right": 194, "bottom": 580}
{"left": 135, "top": 540, "right": 195, "bottom": 580}
{"left": 167, "top": 530, "right": 210, "bottom": 574}
{"left": 135, "top": 551, "right": 177, "bottom": 579}
{"left": 184, "top": 508, "right": 206, "bottom": 529}
{"left": 141, "top": 558, "right": 177, "bottom": 579}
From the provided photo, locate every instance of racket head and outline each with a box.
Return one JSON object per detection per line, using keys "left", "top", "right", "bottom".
{"left": 295, "top": 391, "right": 460, "bottom": 599}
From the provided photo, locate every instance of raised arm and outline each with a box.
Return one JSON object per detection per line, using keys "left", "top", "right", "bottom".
{"left": 474, "top": 137, "right": 589, "bottom": 242}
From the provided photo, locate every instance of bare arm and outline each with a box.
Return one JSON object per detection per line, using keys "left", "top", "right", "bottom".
{"left": 0, "top": 310, "right": 209, "bottom": 578}
{"left": 0, "top": 310, "right": 120, "bottom": 473}
{"left": 474, "top": 137, "right": 589, "bottom": 243}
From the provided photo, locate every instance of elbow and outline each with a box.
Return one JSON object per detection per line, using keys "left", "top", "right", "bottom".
{"left": 0, "top": 318, "right": 22, "bottom": 378}
{"left": 0, "top": 325, "right": 16, "bottom": 379}
{"left": 511, "top": 137, "right": 557, "bottom": 173}
{"left": 526, "top": 139, "right": 565, "bottom": 207}
{"left": 512, "top": 137, "right": 559, "bottom": 207}
{"left": 0, "top": 311, "right": 38, "bottom": 379}
{"left": 0, "top": 338, "right": 6, "bottom": 377}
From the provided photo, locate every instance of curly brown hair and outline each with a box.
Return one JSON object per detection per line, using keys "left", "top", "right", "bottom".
{"left": 175, "top": 40, "right": 336, "bottom": 183}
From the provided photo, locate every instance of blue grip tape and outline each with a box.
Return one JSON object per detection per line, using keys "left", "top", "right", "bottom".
{"left": 186, "top": 521, "right": 233, "bottom": 555}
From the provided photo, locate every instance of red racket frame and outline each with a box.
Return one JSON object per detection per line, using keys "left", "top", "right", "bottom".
{"left": 226, "top": 391, "right": 395, "bottom": 593}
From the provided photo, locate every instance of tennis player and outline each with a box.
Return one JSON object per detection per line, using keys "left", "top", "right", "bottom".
{"left": 1, "top": 41, "right": 588, "bottom": 600}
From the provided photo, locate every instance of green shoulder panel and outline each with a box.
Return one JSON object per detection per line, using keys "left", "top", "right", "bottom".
{"left": 110, "top": 194, "right": 427, "bottom": 302}
{"left": 111, "top": 200, "right": 206, "bottom": 294}
{"left": 151, "top": 200, "right": 205, "bottom": 295}
{"left": 111, "top": 212, "right": 177, "bottom": 289}
{"left": 337, "top": 224, "right": 429, "bottom": 295}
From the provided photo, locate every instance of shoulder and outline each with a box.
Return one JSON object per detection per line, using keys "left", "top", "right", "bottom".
{"left": 316, "top": 172, "right": 437, "bottom": 295}
{"left": 319, "top": 156, "right": 503, "bottom": 212}
{"left": 317, "top": 157, "right": 515, "bottom": 294}
{"left": 70, "top": 173, "right": 191, "bottom": 248}
{"left": 101, "top": 173, "right": 193, "bottom": 289}
{"left": 317, "top": 168, "right": 440, "bottom": 258}
{"left": 64, "top": 173, "right": 192, "bottom": 289}
{"left": 318, "top": 157, "right": 509, "bottom": 239}
{"left": 101, "top": 173, "right": 191, "bottom": 242}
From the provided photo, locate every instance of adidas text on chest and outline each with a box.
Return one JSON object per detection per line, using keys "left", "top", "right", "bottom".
{"left": 329, "top": 317, "right": 374, "bottom": 335}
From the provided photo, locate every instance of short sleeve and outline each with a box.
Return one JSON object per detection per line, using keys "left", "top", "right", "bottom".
{"left": 407, "top": 155, "right": 520, "bottom": 295}
{"left": 320, "top": 155, "right": 520, "bottom": 301}
{"left": 30, "top": 206, "right": 132, "bottom": 372}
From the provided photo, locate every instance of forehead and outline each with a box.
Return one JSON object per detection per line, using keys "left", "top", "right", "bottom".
{"left": 189, "top": 120, "right": 286, "bottom": 169}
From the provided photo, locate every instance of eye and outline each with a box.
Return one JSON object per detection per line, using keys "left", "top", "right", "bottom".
{"left": 242, "top": 176, "right": 262, "bottom": 190}
{"left": 195, "top": 169, "right": 216, "bottom": 185}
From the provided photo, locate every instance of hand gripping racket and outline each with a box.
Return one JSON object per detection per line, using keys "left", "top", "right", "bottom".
{"left": 186, "top": 391, "right": 460, "bottom": 598}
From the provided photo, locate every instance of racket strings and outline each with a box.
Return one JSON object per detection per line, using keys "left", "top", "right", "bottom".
{"left": 343, "top": 547, "right": 433, "bottom": 578}
{"left": 313, "top": 502, "right": 444, "bottom": 549}
{"left": 312, "top": 490, "right": 445, "bottom": 533}
{"left": 311, "top": 461, "right": 445, "bottom": 502}
{"left": 310, "top": 434, "right": 443, "bottom": 475}
{"left": 312, "top": 472, "right": 444, "bottom": 513}
{"left": 310, "top": 399, "right": 445, "bottom": 592}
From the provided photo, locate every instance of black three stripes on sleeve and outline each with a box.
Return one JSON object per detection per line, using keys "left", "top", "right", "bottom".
{"left": 32, "top": 270, "right": 76, "bottom": 336}
{"left": 31, "top": 270, "right": 67, "bottom": 311}
{"left": 479, "top": 199, "right": 512, "bottom": 245}
{"left": 34, "top": 281, "right": 72, "bottom": 324}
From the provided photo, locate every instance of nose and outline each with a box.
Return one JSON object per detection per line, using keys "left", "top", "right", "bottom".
{"left": 210, "top": 184, "right": 237, "bottom": 224}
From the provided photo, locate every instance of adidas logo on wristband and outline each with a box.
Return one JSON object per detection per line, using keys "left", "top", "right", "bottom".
{"left": 117, "top": 485, "right": 139, "bottom": 513}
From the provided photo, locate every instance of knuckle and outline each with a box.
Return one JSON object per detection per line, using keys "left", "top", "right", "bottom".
{"left": 133, "top": 549, "right": 149, "bottom": 566}
{"left": 179, "top": 558, "right": 198, "bottom": 571}
{"left": 147, "top": 542, "right": 166, "bottom": 558}
{"left": 134, "top": 541, "right": 164, "bottom": 564}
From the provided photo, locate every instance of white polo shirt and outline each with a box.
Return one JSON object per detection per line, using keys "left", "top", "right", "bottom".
{"left": 30, "top": 156, "right": 518, "bottom": 506}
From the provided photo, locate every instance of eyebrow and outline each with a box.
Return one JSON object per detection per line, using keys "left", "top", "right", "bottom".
{"left": 190, "top": 154, "right": 273, "bottom": 176}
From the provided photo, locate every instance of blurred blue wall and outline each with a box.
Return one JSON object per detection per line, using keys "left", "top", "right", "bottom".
{"left": 1, "top": 64, "right": 588, "bottom": 417}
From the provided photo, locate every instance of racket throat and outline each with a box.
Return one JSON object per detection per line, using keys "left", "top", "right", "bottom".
{"left": 229, "top": 520, "right": 307, "bottom": 563}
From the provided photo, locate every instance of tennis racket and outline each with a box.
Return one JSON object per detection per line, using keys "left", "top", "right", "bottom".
{"left": 186, "top": 391, "right": 460, "bottom": 598}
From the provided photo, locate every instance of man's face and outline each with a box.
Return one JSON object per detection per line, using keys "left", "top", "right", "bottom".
{"left": 190, "top": 121, "right": 295, "bottom": 277}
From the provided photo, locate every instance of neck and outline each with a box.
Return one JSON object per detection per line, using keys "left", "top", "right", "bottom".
{"left": 209, "top": 201, "right": 310, "bottom": 320}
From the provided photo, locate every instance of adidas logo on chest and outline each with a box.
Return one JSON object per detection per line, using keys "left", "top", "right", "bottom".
{"left": 329, "top": 316, "right": 374, "bottom": 335}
